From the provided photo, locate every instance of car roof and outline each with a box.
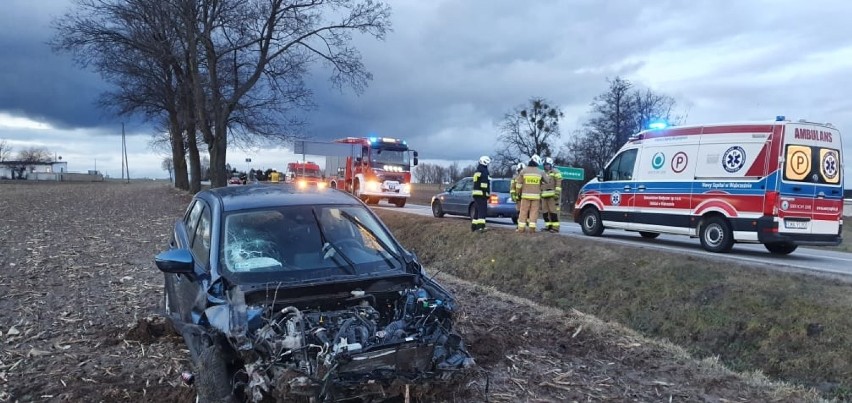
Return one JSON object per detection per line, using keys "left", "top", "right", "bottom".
{"left": 202, "top": 184, "right": 361, "bottom": 212}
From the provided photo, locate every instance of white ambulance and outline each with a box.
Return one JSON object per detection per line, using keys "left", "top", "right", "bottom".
{"left": 573, "top": 118, "right": 844, "bottom": 254}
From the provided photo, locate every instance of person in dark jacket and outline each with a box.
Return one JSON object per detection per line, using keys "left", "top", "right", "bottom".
{"left": 471, "top": 155, "right": 491, "bottom": 232}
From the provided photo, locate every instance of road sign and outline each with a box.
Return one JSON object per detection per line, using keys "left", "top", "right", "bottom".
{"left": 293, "top": 140, "right": 360, "bottom": 157}
{"left": 556, "top": 166, "right": 584, "bottom": 181}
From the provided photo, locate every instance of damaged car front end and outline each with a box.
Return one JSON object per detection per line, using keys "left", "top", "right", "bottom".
{"left": 156, "top": 185, "right": 473, "bottom": 402}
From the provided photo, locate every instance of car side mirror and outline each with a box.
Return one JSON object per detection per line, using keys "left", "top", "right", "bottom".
{"left": 155, "top": 248, "right": 195, "bottom": 274}
{"left": 413, "top": 157, "right": 419, "bottom": 166}
{"left": 596, "top": 170, "right": 604, "bottom": 181}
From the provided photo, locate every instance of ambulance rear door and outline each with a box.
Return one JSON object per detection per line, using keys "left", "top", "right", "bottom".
{"left": 779, "top": 123, "right": 843, "bottom": 235}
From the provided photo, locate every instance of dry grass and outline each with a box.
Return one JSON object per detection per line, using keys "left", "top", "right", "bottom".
{"left": 377, "top": 209, "right": 852, "bottom": 400}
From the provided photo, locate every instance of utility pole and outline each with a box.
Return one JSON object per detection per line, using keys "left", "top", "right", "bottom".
{"left": 121, "top": 123, "right": 130, "bottom": 183}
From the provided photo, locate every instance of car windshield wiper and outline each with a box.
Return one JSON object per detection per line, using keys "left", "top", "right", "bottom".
{"left": 338, "top": 210, "right": 402, "bottom": 269}
{"left": 311, "top": 209, "right": 357, "bottom": 275}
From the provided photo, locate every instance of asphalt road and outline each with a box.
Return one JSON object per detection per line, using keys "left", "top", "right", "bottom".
{"left": 375, "top": 202, "right": 852, "bottom": 278}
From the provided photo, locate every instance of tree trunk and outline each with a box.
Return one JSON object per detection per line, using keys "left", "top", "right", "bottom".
{"left": 169, "top": 114, "right": 189, "bottom": 190}
{"left": 208, "top": 124, "right": 228, "bottom": 188}
{"left": 186, "top": 125, "right": 202, "bottom": 193}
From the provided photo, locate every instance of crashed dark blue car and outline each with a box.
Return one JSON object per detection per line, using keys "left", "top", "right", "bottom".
{"left": 155, "top": 184, "right": 473, "bottom": 402}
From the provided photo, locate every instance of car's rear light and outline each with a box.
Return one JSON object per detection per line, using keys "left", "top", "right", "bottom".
{"left": 489, "top": 194, "right": 499, "bottom": 204}
{"left": 764, "top": 191, "right": 778, "bottom": 215}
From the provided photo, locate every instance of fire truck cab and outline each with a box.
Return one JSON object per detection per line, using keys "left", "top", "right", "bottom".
{"left": 574, "top": 118, "right": 844, "bottom": 254}
{"left": 286, "top": 161, "right": 323, "bottom": 188}
{"left": 326, "top": 137, "right": 418, "bottom": 207}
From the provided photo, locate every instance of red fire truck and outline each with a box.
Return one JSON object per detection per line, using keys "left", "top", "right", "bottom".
{"left": 325, "top": 137, "right": 418, "bottom": 207}
{"left": 286, "top": 161, "right": 324, "bottom": 188}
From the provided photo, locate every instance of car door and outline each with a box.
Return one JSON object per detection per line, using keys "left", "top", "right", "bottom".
{"left": 445, "top": 178, "right": 471, "bottom": 214}
{"left": 173, "top": 200, "right": 212, "bottom": 324}
{"left": 456, "top": 178, "right": 474, "bottom": 215}
{"left": 599, "top": 148, "right": 639, "bottom": 229}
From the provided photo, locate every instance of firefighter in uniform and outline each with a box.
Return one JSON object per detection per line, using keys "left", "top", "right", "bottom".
{"left": 541, "top": 157, "right": 563, "bottom": 232}
{"left": 516, "top": 155, "right": 544, "bottom": 232}
{"left": 471, "top": 155, "right": 491, "bottom": 232}
{"left": 509, "top": 162, "right": 525, "bottom": 211}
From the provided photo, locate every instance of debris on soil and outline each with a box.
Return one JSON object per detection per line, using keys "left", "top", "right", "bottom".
{"left": 124, "top": 316, "right": 177, "bottom": 344}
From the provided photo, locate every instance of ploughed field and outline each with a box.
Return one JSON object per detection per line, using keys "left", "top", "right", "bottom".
{"left": 0, "top": 182, "right": 821, "bottom": 402}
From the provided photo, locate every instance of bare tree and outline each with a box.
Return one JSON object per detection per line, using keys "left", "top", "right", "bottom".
{"left": 18, "top": 146, "right": 53, "bottom": 164}
{"left": 447, "top": 162, "right": 461, "bottom": 183}
{"left": 0, "top": 139, "right": 11, "bottom": 162}
{"left": 495, "top": 97, "right": 564, "bottom": 172}
{"left": 631, "top": 88, "right": 678, "bottom": 138}
{"left": 52, "top": 0, "right": 196, "bottom": 191}
{"left": 181, "top": 0, "right": 392, "bottom": 188}
{"left": 566, "top": 76, "right": 679, "bottom": 175}
{"left": 161, "top": 157, "right": 174, "bottom": 181}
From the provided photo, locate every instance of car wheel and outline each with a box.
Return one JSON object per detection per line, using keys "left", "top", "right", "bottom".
{"left": 764, "top": 242, "right": 798, "bottom": 255}
{"left": 468, "top": 203, "right": 476, "bottom": 219}
{"left": 580, "top": 207, "right": 604, "bottom": 236}
{"left": 639, "top": 231, "right": 659, "bottom": 239}
{"left": 432, "top": 201, "right": 445, "bottom": 218}
{"left": 195, "top": 344, "right": 234, "bottom": 403}
{"left": 699, "top": 216, "right": 734, "bottom": 253}
{"left": 511, "top": 215, "right": 518, "bottom": 225}
{"left": 393, "top": 198, "right": 406, "bottom": 208}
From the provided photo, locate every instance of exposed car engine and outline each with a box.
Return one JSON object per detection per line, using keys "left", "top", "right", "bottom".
{"left": 222, "top": 286, "right": 474, "bottom": 401}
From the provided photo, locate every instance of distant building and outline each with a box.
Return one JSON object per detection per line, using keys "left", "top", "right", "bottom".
{"left": 0, "top": 161, "right": 68, "bottom": 180}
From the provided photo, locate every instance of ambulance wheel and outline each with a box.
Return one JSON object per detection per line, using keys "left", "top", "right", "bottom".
{"left": 432, "top": 201, "right": 445, "bottom": 218}
{"left": 699, "top": 216, "right": 734, "bottom": 253}
{"left": 639, "top": 231, "right": 659, "bottom": 239}
{"left": 580, "top": 207, "right": 604, "bottom": 236}
{"left": 764, "top": 242, "right": 798, "bottom": 255}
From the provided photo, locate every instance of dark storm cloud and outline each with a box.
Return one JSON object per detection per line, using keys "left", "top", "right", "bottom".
{"left": 0, "top": 0, "right": 110, "bottom": 129}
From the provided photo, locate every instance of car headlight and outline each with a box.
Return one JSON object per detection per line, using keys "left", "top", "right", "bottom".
{"left": 297, "top": 179, "right": 307, "bottom": 189}
{"left": 317, "top": 182, "right": 327, "bottom": 189}
{"left": 402, "top": 184, "right": 411, "bottom": 194}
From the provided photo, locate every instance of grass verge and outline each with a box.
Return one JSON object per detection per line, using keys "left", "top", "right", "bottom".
{"left": 376, "top": 210, "right": 852, "bottom": 399}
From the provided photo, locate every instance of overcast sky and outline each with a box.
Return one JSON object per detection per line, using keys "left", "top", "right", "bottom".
{"left": 0, "top": 0, "right": 850, "bottom": 184}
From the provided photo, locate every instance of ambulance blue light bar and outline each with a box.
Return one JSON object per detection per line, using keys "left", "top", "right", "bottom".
{"left": 648, "top": 121, "right": 667, "bottom": 130}
{"left": 775, "top": 115, "right": 786, "bottom": 121}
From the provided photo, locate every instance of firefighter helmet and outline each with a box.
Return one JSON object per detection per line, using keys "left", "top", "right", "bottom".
{"left": 544, "top": 157, "right": 554, "bottom": 166}
{"left": 479, "top": 155, "right": 491, "bottom": 166}
{"left": 530, "top": 154, "right": 542, "bottom": 165}
{"left": 516, "top": 162, "right": 525, "bottom": 172}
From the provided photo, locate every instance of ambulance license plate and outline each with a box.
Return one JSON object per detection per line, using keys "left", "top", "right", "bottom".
{"left": 784, "top": 219, "right": 809, "bottom": 229}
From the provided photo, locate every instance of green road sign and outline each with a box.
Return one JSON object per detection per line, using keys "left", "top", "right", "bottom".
{"left": 556, "top": 166, "right": 584, "bottom": 181}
